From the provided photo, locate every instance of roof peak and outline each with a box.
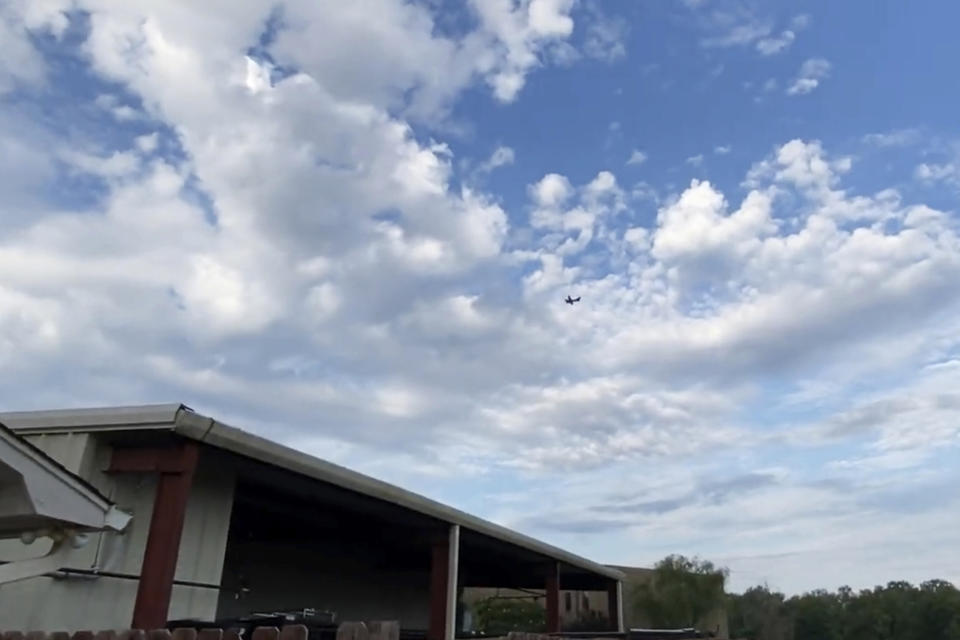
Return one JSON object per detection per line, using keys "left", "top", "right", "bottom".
{"left": 0, "top": 403, "right": 189, "bottom": 431}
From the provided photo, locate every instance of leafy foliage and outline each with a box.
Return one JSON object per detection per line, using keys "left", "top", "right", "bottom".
{"left": 727, "top": 585, "right": 792, "bottom": 640}
{"left": 474, "top": 597, "right": 547, "bottom": 636}
{"left": 633, "top": 555, "right": 960, "bottom": 640}
{"left": 633, "top": 554, "right": 730, "bottom": 628}
{"left": 728, "top": 580, "right": 960, "bottom": 640}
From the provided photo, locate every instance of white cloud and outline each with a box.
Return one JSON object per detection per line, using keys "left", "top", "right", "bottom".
{"left": 651, "top": 181, "right": 775, "bottom": 286}
{"left": 482, "top": 377, "right": 743, "bottom": 469}
{"left": 787, "top": 58, "right": 831, "bottom": 95}
{"left": 756, "top": 29, "right": 795, "bottom": 55}
{"left": 59, "top": 148, "right": 141, "bottom": 178}
{"left": 2, "top": 1, "right": 960, "bottom": 597}
{"left": 702, "top": 19, "right": 772, "bottom": 48}
{"left": 94, "top": 94, "right": 142, "bottom": 121}
{"left": 686, "top": 153, "right": 704, "bottom": 166}
{"left": 530, "top": 172, "right": 575, "bottom": 208}
{"left": 135, "top": 133, "right": 159, "bottom": 153}
{"left": 527, "top": 0, "right": 575, "bottom": 37}
{"left": 470, "top": 0, "right": 578, "bottom": 102}
{"left": 863, "top": 128, "right": 922, "bottom": 148}
{"left": 714, "top": 145, "right": 732, "bottom": 155}
{"left": 526, "top": 170, "right": 624, "bottom": 257}
{"left": 755, "top": 14, "right": 807, "bottom": 56}
{"left": 476, "top": 145, "right": 516, "bottom": 173}
{"left": 915, "top": 162, "right": 959, "bottom": 185}
{"left": 700, "top": 9, "right": 808, "bottom": 58}
{"left": 627, "top": 149, "right": 648, "bottom": 165}
{"left": 0, "top": 0, "right": 70, "bottom": 93}
{"left": 582, "top": 4, "right": 628, "bottom": 62}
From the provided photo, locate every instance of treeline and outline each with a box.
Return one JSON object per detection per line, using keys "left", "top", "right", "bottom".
{"left": 728, "top": 581, "right": 960, "bottom": 640}
{"left": 636, "top": 555, "right": 960, "bottom": 640}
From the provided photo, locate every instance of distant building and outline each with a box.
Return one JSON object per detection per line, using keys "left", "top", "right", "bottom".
{"left": 461, "top": 566, "right": 728, "bottom": 637}
{"left": 461, "top": 586, "right": 609, "bottom": 630}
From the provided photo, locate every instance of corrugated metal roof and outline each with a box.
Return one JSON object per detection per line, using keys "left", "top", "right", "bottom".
{"left": 1, "top": 403, "right": 624, "bottom": 582}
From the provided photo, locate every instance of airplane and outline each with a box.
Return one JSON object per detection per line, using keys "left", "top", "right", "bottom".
{"left": 565, "top": 295, "right": 581, "bottom": 305}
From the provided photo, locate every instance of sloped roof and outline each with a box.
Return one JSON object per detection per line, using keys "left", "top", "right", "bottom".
{"left": 2, "top": 403, "right": 623, "bottom": 582}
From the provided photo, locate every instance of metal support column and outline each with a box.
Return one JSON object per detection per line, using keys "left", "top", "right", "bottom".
{"left": 429, "top": 524, "right": 460, "bottom": 640}
{"left": 545, "top": 561, "right": 561, "bottom": 633}
{"left": 608, "top": 579, "right": 624, "bottom": 632}
{"left": 109, "top": 443, "right": 199, "bottom": 629}
{"left": 446, "top": 524, "right": 460, "bottom": 640}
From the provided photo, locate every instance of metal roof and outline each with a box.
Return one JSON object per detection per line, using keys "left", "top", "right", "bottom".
{"left": 2, "top": 403, "right": 623, "bottom": 582}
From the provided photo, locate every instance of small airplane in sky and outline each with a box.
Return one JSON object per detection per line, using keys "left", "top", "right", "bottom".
{"left": 564, "top": 295, "right": 581, "bottom": 305}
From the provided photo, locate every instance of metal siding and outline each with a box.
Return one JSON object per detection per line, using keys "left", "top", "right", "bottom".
{"left": 0, "top": 435, "right": 234, "bottom": 631}
{"left": 0, "top": 434, "right": 150, "bottom": 630}
{"left": 168, "top": 457, "right": 236, "bottom": 621}
{"left": 23, "top": 432, "right": 91, "bottom": 475}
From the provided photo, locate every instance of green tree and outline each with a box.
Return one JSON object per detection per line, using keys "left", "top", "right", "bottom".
{"left": 727, "top": 578, "right": 960, "bottom": 640}
{"left": 634, "top": 554, "right": 729, "bottom": 628}
{"left": 728, "top": 585, "right": 791, "bottom": 640}
{"left": 915, "top": 580, "right": 960, "bottom": 640}
{"left": 474, "top": 597, "right": 547, "bottom": 636}
{"left": 648, "top": 554, "right": 960, "bottom": 640}
{"left": 787, "top": 589, "right": 842, "bottom": 640}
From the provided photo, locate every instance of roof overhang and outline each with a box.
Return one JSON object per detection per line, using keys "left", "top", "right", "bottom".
{"left": 0, "top": 421, "right": 131, "bottom": 539}
{"left": 2, "top": 404, "right": 623, "bottom": 583}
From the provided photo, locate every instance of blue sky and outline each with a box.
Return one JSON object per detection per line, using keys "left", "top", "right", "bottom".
{"left": 1, "top": 0, "right": 959, "bottom": 594}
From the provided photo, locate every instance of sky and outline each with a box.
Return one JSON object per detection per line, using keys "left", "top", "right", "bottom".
{"left": 1, "top": 0, "right": 959, "bottom": 595}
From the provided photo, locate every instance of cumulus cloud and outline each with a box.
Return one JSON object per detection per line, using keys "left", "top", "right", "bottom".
{"left": 525, "top": 170, "right": 624, "bottom": 258}
{"left": 530, "top": 172, "right": 575, "bottom": 208}
{"left": 1, "top": 0, "right": 960, "bottom": 596}
{"left": 471, "top": 0, "right": 578, "bottom": 101}
{"left": 787, "top": 58, "right": 831, "bottom": 95}
{"left": 651, "top": 181, "right": 775, "bottom": 279}
{"left": 0, "top": 0, "right": 70, "bottom": 93}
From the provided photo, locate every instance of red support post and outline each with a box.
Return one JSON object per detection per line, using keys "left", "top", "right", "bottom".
{"left": 111, "top": 443, "right": 199, "bottom": 630}
{"left": 428, "top": 537, "right": 450, "bottom": 640}
{"left": 545, "top": 562, "right": 561, "bottom": 633}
